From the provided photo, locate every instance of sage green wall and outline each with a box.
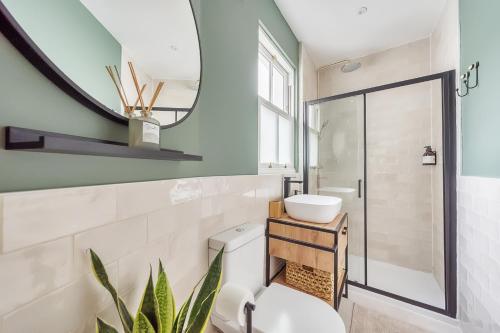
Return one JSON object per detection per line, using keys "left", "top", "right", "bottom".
{"left": 460, "top": 0, "right": 500, "bottom": 177}
{"left": 3, "top": 0, "right": 122, "bottom": 112}
{"left": 199, "top": 0, "right": 298, "bottom": 176}
{"left": 0, "top": 0, "right": 298, "bottom": 192}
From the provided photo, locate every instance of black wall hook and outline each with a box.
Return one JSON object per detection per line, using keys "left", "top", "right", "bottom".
{"left": 456, "top": 61, "right": 480, "bottom": 97}
{"left": 456, "top": 74, "right": 470, "bottom": 97}
{"left": 467, "top": 61, "right": 480, "bottom": 89}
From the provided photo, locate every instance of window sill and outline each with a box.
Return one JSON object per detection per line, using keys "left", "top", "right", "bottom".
{"left": 258, "top": 167, "right": 298, "bottom": 176}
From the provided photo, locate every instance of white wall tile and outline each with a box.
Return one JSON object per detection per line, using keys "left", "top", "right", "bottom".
{"left": 0, "top": 175, "right": 281, "bottom": 330}
{"left": 458, "top": 176, "right": 500, "bottom": 332}
{"left": 200, "top": 176, "right": 231, "bottom": 198}
{"left": 0, "top": 237, "right": 74, "bottom": 316}
{"left": 1, "top": 263, "right": 117, "bottom": 333}
{"left": 74, "top": 216, "right": 148, "bottom": 273}
{"left": 115, "top": 180, "right": 173, "bottom": 220}
{"left": 0, "top": 185, "right": 116, "bottom": 253}
{"left": 148, "top": 199, "right": 201, "bottom": 242}
{"left": 168, "top": 178, "right": 202, "bottom": 205}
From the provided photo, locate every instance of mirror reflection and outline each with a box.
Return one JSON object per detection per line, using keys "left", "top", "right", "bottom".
{"left": 2, "top": 0, "right": 201, "bottom": 127}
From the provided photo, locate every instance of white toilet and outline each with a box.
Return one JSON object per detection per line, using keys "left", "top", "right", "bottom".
{"left": 209, "top": 223, "right": 346, "bottom": 333}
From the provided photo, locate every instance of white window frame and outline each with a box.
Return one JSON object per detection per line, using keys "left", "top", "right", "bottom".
{"left": 258, "top": 26, "right": 296, "bottom": 175}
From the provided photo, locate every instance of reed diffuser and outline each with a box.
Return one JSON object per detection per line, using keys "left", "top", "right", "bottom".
{"left": 106, "top": 62, "right": 165, "bottom": 150}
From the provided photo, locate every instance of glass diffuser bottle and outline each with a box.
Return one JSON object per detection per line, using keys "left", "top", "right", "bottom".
{"left": 128, "top": 111, "right": 160, "bottom": 150}
{"left": 106, "top": 62, "right": 164, "bottom": 151}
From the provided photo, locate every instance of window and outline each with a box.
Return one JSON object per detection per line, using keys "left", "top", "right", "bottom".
{"left": 258, "top": 27, "right": 295, "bottom": 171}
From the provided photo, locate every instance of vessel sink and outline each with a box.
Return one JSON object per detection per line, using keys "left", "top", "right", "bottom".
{"left": 284, "top": 194, "right": 342, "bottom": 224}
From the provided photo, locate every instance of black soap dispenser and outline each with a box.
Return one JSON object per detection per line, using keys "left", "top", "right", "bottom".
{"left": 423, "top": 146, "right": 437, "bottom": 165}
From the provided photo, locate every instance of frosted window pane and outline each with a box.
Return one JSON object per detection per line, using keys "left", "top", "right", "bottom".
{"left": 258, "top": 54, "right": 270, "bottom": 100}
{"left": 309, "top": 132, "right": 318, "bottom": 167}
{"left": 260, "top": 106, "right": 277, "bottom": 164}
{"left": 272, "top": 67, "right": 285, "bottom": 110}
{"left": 279, "top": 116, "right": 293, "bottom": 165}
{"left": 308, "top": 106, "right": 320, "bottom": 130}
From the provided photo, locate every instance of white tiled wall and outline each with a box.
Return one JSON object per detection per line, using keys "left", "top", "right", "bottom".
{"left": 0, "top": 175, "right": 282, "bottom": 333}
{"left": 457, "top": 176, "right": 500, "bottom": 333}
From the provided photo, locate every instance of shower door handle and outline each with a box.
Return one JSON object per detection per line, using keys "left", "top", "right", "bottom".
{"left": 358, "top": 179, "right": 362, "bottom": 198}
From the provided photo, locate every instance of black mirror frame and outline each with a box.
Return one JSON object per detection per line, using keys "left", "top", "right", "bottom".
{"left": 0, "top": 0, "right": 202, "bottom": 130}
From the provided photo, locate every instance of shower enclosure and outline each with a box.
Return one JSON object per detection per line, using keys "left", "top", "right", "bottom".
{"left": 304, "top": 71, "right": 457, "bottom": 317}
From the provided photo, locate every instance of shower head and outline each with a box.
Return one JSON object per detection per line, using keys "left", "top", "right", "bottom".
{"left": 341, "top": 61, "right": 362, "bottom": 73}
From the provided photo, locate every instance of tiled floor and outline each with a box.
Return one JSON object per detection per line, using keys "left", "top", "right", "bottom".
{"left": 339, "top": 298, "right": 432, "bottom": 333}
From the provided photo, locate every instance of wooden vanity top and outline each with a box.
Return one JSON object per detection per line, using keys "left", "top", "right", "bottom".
{"left": 267, "top": 212, "right": 347, "bottom": 233}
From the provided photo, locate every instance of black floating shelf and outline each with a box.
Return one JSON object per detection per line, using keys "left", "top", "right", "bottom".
{"left": 5, "top": 126, "right": 202, "bottom": 161}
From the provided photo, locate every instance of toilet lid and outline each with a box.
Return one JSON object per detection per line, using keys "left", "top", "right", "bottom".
{"left": 252, "top": 283, "right": 346, "bottom": 333}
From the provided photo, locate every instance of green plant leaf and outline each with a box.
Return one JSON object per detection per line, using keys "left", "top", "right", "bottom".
{"left": 96, "top": 318, "right": 119, "bottom": 333}
{"left": 155, "top": 260, "right": 175, "bottom": 333}
{"left": 172, "top": 290, "right": 194, "bottom": 333}
{"left": 185, "top": 248, "right": 224, "bottom": 333}
{"left": 133, "top": 313, "right": 157, "bottom": 333}
{"left": 90, "top": 249, "right": 134, "bottom": 333}
{"left": 136, "top": 269, "right": 161, "bottom": 333}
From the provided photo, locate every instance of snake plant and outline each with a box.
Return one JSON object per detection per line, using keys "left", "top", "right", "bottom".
{"left": 90, "top": 248, "right": 224, "bottom": 333}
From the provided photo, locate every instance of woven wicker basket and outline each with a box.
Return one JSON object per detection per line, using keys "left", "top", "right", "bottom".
{"left": 285, "top": 261, "right": 334, "bottom": 301}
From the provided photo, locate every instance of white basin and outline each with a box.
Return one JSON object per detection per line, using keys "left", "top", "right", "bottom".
{"left": 284, "top": 194, "right": 342, "bottom": 224}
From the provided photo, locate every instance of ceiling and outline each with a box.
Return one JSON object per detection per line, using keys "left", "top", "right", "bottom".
{"left": 80, "top": 0, "right": 200, "bottom": 80}
{"left": 274, "top": 0, "right": 447, "bottom": 67}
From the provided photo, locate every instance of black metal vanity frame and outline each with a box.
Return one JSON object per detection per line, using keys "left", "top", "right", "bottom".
{"left": 302, "top": 71, "right": 457, "bottom": 317}
{"left": 265, "top": 214, "right": 349, "bottom": 310}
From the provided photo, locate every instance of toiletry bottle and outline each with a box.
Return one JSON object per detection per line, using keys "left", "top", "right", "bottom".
{"left": 422, "top": 146, "right": 436, "bottom": 165}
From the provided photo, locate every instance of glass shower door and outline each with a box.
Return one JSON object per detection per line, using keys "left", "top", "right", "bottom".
{"left": 307, "top": 95, "right": 365, "bottom": 285}
{"left": 365, "top": 80, "right": 446, "bottom": 309}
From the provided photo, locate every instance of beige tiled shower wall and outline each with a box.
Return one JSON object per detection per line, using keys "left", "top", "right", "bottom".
{"left": 317, "top": 38, "right": 443, "bottom": 272}
{"left": 318, "top": 38, "right": 431, "bottom": 99}
{"left": 0, "top": 175, "right": 282, "bottom": 333}
{"left": 366, "top": 82, "right": 435, "bottom": 272}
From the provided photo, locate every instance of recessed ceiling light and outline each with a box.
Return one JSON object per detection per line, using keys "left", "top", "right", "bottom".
{"left": 358, "top": 6, "right": 368, "bottom": 15}
{"left": 169, "top": 45, "right": 178, "bottom": 51}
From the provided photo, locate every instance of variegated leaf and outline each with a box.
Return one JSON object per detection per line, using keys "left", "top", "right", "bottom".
{"left": 96, "top": 318, "right": 119, "bottom": 333}
{"left": 172, "top": 290, "right": 194, "bottom": 333}
{"left": 155, "top": 260, "right": 175, "bottom": 333}
{"left": 133, "top": 313, "right": 156, "bottom": 333}
{"left": 185, "top": 248, "right": 223, "bottom": 333}
{"left": 90, "top": 249, "right": 134, "bottom": 333}
{"left": 136, "top": 269, "right": 161, "bottom": 332}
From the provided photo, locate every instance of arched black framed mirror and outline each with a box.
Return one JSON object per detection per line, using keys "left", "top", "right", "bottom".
{"left": 0, "top": 0, "right": 202, "bottom": 129}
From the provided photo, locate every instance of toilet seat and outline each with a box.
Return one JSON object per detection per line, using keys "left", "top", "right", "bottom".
{"left": 252, "top": 283, "right": 345, "bottom": 333}
{"left": 212, "top": 283, "right": 345, "bottom": 333}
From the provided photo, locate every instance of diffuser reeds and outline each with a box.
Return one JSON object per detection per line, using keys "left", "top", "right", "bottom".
{"left": 106, "top": 62, "right": 165, "bottom": 118}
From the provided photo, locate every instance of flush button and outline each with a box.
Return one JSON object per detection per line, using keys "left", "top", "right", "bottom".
{"left": 235, "top": 227, "right": 245, "bottom": 232}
